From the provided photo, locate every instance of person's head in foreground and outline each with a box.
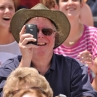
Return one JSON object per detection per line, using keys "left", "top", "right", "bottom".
{"left": 3, "top": 67, "right": 53, "bottom": 97}
{"left": 12, "top": 88, "right": 47, "bottom": 97}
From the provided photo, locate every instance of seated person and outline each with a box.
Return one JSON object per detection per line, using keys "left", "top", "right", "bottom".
{"left": 3, "top": 67, "right": 53, "bottom": 97}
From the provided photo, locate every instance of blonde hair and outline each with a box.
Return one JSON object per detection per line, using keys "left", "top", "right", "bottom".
{"left": 13, "top": 87, "right": 47, "bottom": 97}
{"left": 3, "top": 67, "right": 53, "bottom": 97}
{"left": 41, "top": 0, "right": 56, "bottom": 9}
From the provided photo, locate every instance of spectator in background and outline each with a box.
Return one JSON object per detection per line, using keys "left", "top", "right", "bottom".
{"left": 3, "top": 67, "right": 53, "bottom": 97}
{"left": 17, "top": 0, "right": 40, "bottom": 9}
{"left": 0, "top": 0, "right": 21, "bottom": 65}
{"left": 53, "top": 0, "right": 97, "bottom": 76}
{"left": 14, "top": 0, "right": 27, "bottom": 9}
{"left": 41, "top": 0, "right": 93, "bottom": 26}
{"left": 87, "top": 0, "right": 97, "bottom": 27}
{"left": 80, "top": 0, "right": 94, "bottom": 26}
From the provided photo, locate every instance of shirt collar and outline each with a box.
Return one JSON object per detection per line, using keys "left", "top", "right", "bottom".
{"left": 30, "top": 53, "right": 56, "bottom": 71}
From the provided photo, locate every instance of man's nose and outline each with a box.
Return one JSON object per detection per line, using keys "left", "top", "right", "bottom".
{"left": 68, "top": 0, "right": 73, "bottom": 4}
{"left": 38, "top": 30, "right": 44, "bottom": 38}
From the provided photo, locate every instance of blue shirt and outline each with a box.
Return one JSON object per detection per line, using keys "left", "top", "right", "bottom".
{"left": 0, "top": 54, "right": 97, "bottom": 97}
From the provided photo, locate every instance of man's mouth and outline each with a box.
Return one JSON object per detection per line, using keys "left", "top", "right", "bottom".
{"left": 37, "top": 42, "right": 47, "bottom": 46}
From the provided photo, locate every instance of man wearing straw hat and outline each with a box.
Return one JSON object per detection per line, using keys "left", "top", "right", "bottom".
{"left": 0, "top": 3, "right": 97, "bottom": 97}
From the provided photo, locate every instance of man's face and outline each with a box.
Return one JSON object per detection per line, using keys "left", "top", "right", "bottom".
{"left": 26, "top": 17, "right": 56, "bottom": 56}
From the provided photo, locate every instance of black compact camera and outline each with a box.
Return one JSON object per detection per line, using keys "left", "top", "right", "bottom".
{"left": 25, "top": 24, "right": 37, "bottom": 45}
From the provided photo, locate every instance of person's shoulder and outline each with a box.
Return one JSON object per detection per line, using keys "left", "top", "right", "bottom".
{"left": 84, "top": 25, "right": 97, "bottom": 32}
{"left": 53, "top": 54, "right": 87, "bottom": 76}
{"left": 54, "top": 54, "right": 84, "bottom": 68}
{"left": 54, "top": 53, "right": 77, "bottom": 61}
{"left": 80, "top": 3, "right": 93, "bottom": 26}
{"left": 85, "top": 25, "right": 97, "bottom": 29}
{"left": 0, "top": 55, "right": 22, "bottom": 69}
{"left": 0, "top": 55, "right": 22, "bottom": 79}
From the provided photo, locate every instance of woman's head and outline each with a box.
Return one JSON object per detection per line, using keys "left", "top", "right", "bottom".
{"left": 3, "top": 67, "right": 53, "bottom": 97}
{"left": 56, "top": 0, "right": 83, "bottom": 19}
{"left": 56, "top": 0, "right": 82, "bottom": 4}
{"left": 0, "top": 0, "right": 17, "bottom": 28}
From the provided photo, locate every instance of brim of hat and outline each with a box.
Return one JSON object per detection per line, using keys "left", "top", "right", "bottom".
{"left": 10, "top": 8, "right": 70, "bottom": 48}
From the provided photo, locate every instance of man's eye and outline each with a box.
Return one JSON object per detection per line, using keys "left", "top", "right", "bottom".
{"left": 0, "top": 6, "right": 5, "bottom": 10}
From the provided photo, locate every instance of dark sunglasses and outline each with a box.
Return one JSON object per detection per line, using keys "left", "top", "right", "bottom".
{"left": 37, "top": 28, "right": 56, "bottom": 36}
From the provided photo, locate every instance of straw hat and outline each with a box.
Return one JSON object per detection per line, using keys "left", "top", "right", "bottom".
{"left": 10, "top": 3, "right": 70, "bottom": 48}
